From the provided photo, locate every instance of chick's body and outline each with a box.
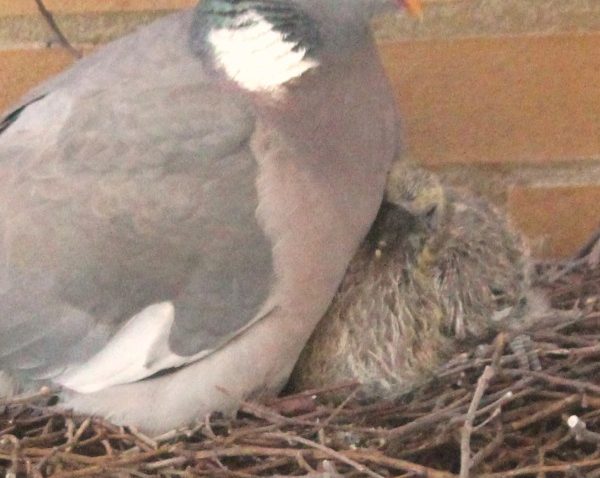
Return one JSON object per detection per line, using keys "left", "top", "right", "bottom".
{"left": 290, "top": 164, "right": 530, "bottom": 400}
{"left": 433, "top": 190, "right": 530, "bottom": 340}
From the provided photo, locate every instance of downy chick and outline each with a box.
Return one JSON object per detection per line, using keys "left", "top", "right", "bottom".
{"left": 290, "top": 162, "right": 531, "bottom": 400}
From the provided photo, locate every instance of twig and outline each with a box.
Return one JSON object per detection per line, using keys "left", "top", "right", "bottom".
{"left": 470, "top": 421, "right": 503, "bottom": 469}
{"left": 386, "top": 393, "right": 471, "bottom": 438}
{"left": 510, "top": 394, "right": 580, "bottom": 431}
{"left": 504, "top": 369, "right": 600, "bottom": 394}
{"left": 240, "top": 401, "right": 316, "bottom": 428}
{"left": 295, "top": 451, "right": 317, "bottom": 474}
{"left": 140, "top": 456, "right": 188, "bottom": 471}
{"left": 477, "top": 458, "right": 600, "bottom": 477}
{"left": 449, "top": 390, "right": 515, "bottom": 427}
{"left": 0, "top": 434, "right": 20, "bottom": 478}
{"left": 345, "top": 450, "right": 458, "bottom": 478}
{"left": 567, "top": 415, "right": 600, "bottom": 445}
{"left": 50, "top": 449, "right": 170, "bottom": 478}
{"left": 186, "top": 444, "right": 456, "bottom": 477}
{"left": 311, "top": 388, "right": 359, "bottom": 434}
{"left": 0, "top": 386, "right": 54, "bottom": 406}
{"left": 33, "top": 0, "right": 82, "bottom": 59}
{"left": 460, "top": 365, "right": 495, "bottom": 478}
{"left": 264, "top": 432, "right": 385, "bottom": 478}
{"left": 575, "top": 224, "right": 600, "bottom": 260}
{"left": 127, "top": 426, "right": 158, "bottom": 451}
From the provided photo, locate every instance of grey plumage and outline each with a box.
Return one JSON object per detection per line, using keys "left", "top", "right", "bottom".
{"left": 290, "top": 162, "right": 532, "bottom": 400}
{"left": 0, "top": 0, "right": 402, "bottom": 432}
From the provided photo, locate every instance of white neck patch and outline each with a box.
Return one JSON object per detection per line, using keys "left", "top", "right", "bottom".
{"left": 208, "top": 11, "right": 319, "bottom": 93}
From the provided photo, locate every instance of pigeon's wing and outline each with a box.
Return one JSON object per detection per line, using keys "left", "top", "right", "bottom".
{"left": 0, "top": 10, "right": 276, "bottom": 393}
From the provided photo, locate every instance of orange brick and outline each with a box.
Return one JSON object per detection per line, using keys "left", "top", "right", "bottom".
{"left": 0, "top": 48, "right": 80, "bottom": 111}
{"left": 0, "top": 0, "right": 195, "bottom": 16}
{"left": 380, "top": 33, "right": 600, "bottom": 167}
{"left": 507, "top": 185, "right": 600, "bottom": 258}
{"left": 0, "top": 47, "right": 100, "bottom": 109}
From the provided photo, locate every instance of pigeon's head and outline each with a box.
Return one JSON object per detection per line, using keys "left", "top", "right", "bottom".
{"left": 190, "top": 0, "right": 417, "bottom": 94}
{"left": 385, "top": 161, "right": 446, "bottom": 233}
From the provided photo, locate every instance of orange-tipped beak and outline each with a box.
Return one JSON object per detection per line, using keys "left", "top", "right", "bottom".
{"left": 402, "top": 0, "right": 424, "bottom": 19}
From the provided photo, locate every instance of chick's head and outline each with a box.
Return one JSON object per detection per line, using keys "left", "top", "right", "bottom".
{"left": 385, "top": 161, "right": 446, "bottom": 232}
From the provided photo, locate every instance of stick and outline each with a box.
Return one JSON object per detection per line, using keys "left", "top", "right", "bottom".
{"left": 459, "top": 365, "right": 495, "bottom": 478}
{"left": 33, "top": 0, "right": 82, "bottom": 59}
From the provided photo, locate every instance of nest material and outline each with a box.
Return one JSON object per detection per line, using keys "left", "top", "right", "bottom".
{"left": 1, "top": 235, "right": 599, "bottom": 478}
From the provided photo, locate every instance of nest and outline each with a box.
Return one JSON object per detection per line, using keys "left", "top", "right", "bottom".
{"left": 1, "top": 233, "right": 599, "bottom": 478}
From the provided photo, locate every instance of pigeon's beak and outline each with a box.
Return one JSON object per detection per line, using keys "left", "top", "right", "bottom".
{"left": 399, "top": 0, "right": 424, "bottom": 19}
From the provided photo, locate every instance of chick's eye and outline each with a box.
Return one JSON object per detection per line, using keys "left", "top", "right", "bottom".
{"left": 403, "top": 191, "right": 416, "bottom": 202}
{"left": 425, "top": 205, "right": 437, "bottom": 219}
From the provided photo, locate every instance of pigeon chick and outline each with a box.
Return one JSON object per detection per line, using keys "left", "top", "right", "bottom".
{"left": 388, "top": 162, "right": 532, "bottom": 340}
{"left": 289, "top": 162, "right": 532, "bottom": 401}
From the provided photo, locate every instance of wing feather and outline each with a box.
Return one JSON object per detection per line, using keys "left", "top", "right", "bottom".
{"left": 0, "top": 10, "right": 275, "bottom": 392}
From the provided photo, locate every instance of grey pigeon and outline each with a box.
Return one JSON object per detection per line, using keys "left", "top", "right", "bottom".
{"left": 0, "top": 0, "right": 405, "bottom": 433}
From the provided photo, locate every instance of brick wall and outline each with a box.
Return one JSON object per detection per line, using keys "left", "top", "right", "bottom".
{"left": 377, "top": 0, "right": 600, "bottom": 259}
{"left": 1, "top": 0, "right": 599, "bottom": 258}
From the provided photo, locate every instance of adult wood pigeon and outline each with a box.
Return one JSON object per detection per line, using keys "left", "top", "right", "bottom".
{"left": 0, "top": 0, "right": 406, "bottom": 433}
